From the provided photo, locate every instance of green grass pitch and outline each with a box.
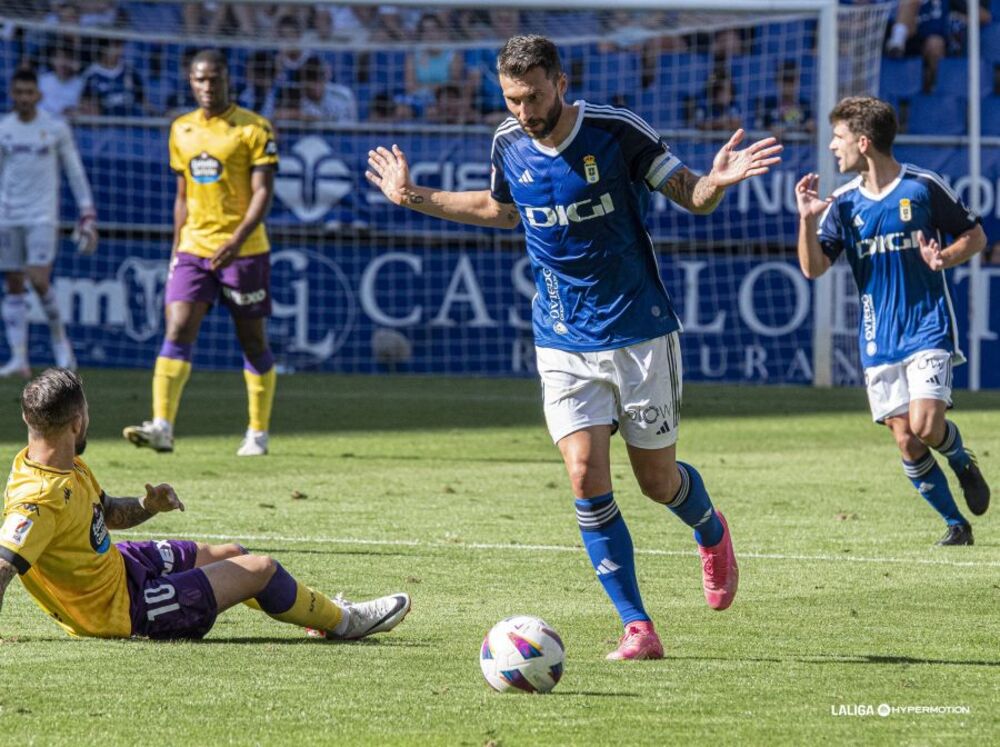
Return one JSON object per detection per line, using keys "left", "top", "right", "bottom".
{"left": 0, "top": 370, "right": 997, "bottom": 745}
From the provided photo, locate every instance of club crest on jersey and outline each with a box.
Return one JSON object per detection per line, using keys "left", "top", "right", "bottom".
{"left": 899, "top": 198, "right": 912, "bottom": 222}
{"left": 189, "top": 151, "right": 223, "bottom": 184}
{"left": 583, "top": 155, "right": 600, "bottom": 184}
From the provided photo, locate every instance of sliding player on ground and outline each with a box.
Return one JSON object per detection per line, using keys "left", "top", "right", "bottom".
{"left": 0, "top": 368, "right": 411, "bottom": 641}
{"left": 123, "top": 50, "right": 277, "bottom": 456}
{"left": 0, "top": 67, "right": 97, "bottom": 378}
{"left": 796, "top": 96, "right": 990, "bottom": 545}
{"left": 367, "top": 35, "right": 783, "bottom": 660}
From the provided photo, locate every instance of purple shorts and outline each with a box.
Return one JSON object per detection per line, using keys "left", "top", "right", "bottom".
{"left": 118, "top": 539, "right": 218, "bottom": 640}
{"left": 165, "top": 251, "right": 272, "bottom": 318}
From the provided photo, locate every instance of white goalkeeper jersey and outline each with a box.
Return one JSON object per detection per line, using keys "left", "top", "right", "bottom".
{"left": 0, "top": 109, "right": 94, "bottom": 226}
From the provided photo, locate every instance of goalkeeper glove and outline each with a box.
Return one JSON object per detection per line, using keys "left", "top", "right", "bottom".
{"left": 73, "top": 210, "right": 99, "bottom": 255}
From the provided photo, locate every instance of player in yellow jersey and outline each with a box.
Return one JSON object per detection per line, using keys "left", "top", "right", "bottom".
{"left": 123, "top": 49, "right": 278, "bottom": 456}
{"left": 0, "top": 369, "right": 411, "bottom": 640}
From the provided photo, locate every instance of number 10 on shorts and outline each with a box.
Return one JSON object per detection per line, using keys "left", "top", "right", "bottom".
{"left": 144, "top": 582, "right": 180, "bottom": 621}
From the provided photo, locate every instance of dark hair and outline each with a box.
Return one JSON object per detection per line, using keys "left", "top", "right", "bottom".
{"left": 11, "top": 67, "right": 38, "bottom": 87}
{"left": 190, "top": 48, "right": 228, "bottom": 73}
{"left": 497, "top": 35, "right": 562, "bottom": 81}
{"left": 22, "top": 369, "right": 86, "bottom": 435}
{"left": 829, "top": 96, "right": 897, "bottom": 154}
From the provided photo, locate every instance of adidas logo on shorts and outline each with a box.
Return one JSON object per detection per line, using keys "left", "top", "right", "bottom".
{"left": 655, "top": 421, "right": 671, "bottom": 436}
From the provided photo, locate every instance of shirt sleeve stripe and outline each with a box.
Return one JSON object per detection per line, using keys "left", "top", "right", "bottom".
{"left": 0, "top": 546, "right": 30, "bottom": 575}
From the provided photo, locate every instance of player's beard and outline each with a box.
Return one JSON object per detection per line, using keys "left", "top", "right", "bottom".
{"left": 522, "top": 96, "right": 563, "bottom": 140}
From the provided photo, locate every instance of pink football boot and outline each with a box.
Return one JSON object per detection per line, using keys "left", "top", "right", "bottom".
{"left": 698, "top": 510, "right": 739, "bottom": 610}
{"left": 606, "top": 620, "right": 664, "bottom": 661}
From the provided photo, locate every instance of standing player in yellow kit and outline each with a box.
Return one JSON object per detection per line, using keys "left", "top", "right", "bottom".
{"left": 124, "top": 50, "right": 278, "bottom": 456}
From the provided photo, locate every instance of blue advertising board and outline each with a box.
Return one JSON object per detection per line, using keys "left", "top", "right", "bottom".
{"left": 20, "top": 125, "right": 998, "bottom": 387}
{"left": 9, "top": 238, "right": 1000, "bottom": 389}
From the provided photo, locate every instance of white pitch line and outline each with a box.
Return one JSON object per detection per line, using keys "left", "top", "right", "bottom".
{"left": 116, "top": 530, "right": 1000, "bottom": 569}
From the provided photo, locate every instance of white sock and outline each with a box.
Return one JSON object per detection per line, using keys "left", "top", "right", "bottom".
{"left": 2, "top": 293, "right": 28, "bottom": 362}
{"left": 39, "top": 287, "right": 66, "bottom": 343}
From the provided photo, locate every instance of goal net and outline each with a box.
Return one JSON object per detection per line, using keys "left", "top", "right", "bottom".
{"left": 0, "top": 1, "right": 892, "bottom": 382}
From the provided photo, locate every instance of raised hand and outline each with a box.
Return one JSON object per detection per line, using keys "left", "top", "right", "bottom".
{"left": 366, "top": 145, "right": 413, "bottom": 206}
{"left": 709, "top": 129, "right": 783, "bottom": 187}
{"left": 917, "top": 230, "right": 945, "bottom": 271}
{"left": 795, "top": 173, "right": 832, "bottom": 219}
{"left": 143, "top": 483, "right": 185, "bottom": 514}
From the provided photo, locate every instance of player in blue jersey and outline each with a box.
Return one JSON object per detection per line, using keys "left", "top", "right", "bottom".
{"left": 796, "top": 96, "right": 989, "bottom": 546}
{"left": 366, "top": 35, "right": 782, "bottom": 660}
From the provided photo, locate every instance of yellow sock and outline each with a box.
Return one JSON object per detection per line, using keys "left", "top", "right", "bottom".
{"left": 264, "top": 581, "right": 343, "bottom": 631}
{"left": 153, "top": 356, "right": 192, "bottom": 424}
{"left": 244, "top": 367, "right": 276, "bottom": 432}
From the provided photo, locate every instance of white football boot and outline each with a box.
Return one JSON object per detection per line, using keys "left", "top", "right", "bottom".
{"left": 306, "top": 593, "right": 411, "bottom": 641}
{"left": 122, "top": 420, "right": 174, "bottom": 453}
{"left": 236, "top": 429, "right": 269, "bottom": 456}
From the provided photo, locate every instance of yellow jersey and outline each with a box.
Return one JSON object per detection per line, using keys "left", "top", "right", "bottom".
{"left": 169, "top": 104, "right": 279, "bottom": 259}
{"left": 0, "top": 448, "right": 131, "bottom": 638}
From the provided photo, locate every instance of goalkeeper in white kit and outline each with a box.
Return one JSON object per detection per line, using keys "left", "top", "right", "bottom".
{"left": 0, "top": 67, "right": 98, "bottom": 377}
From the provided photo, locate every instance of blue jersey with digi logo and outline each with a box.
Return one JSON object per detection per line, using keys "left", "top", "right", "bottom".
{"left": 817, "top": 164, "right": 979, "bottom": 369}
{"left": 490, "top": 101, "right": 684, "bottom": 352}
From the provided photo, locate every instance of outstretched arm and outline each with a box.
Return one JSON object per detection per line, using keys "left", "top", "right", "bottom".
{"left": 101, "top": 483, "right": 185, "bottom": 530}
{"left": 660, "top": 129, "right": 782, "bottom": 215}
{"left": 367, "top": 144, "right": 520, "bottom": 229}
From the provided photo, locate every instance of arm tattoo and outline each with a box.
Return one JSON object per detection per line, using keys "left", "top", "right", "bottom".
{"left": 0, "top": 558, "right": 17, "bottom": 618}
{"left": 404, "top": 194, "right": 424, "bottom": 205}
{"left": 100, "top": 495, "right": 154, "bottom": 530}
{"left": 660, "top": 168, "right": 725, "bottom": 215}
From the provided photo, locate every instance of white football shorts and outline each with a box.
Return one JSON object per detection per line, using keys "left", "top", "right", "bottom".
{"left": 864, "top": 348, "right": 954, "bottom": 423}
{"left": 535, "top": 332, "right": 682, "bottom": 449}
{"left": 0, "top": 223, "right": 58, "bottom": 270}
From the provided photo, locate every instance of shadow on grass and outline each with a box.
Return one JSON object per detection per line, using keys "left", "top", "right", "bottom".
{"left": 810, "top": 653, "right": 1000, "bottom": 667}
{"left": 669, "top": 653, "right": 1000, "bottom": 667}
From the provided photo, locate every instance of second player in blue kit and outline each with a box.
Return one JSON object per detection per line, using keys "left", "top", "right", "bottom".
{"left": 797, "top": 96, "right": 990, "bottom": 547}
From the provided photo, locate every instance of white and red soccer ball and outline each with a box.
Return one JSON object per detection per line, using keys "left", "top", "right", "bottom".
{"left": 479, "top": 615, "right": 565, "bottom": 693}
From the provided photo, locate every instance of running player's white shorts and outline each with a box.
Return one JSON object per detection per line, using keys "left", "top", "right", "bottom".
{"left": 0, "top": 224, "right": 58, "bottom": 270}
{"left": 535, "top": 332, "right": 682, "bottom": 449}
{"left": 864, "top": 348, "right": 954, "bottom": 423}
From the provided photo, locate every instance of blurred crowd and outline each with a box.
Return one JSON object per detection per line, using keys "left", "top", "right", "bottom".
{"left": 0, "top": 1, "right": 995, "bottom": 133}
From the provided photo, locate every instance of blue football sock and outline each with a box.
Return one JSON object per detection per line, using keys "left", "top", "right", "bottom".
{"left": 667, "top": 462, "right": 724, "bottom": 547}
{"left": 902, "top": 453, "right": 966, "bottom": 526}
{"left": 933, "top": 420, "right": 972, "bottom": 472}
{"left": 575, "top": 492, "right": 649, "bottom": 625}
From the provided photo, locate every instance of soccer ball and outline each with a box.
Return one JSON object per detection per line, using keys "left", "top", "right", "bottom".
{"left": 479, "top": 615, "right": 565, "bottom": 693}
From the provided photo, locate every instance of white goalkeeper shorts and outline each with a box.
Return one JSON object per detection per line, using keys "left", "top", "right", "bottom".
{"left": 535, "top": 332, "right": 682, "bottom": 449}
{"left": 864, "top": 348, "right": 954, "bottom": 423}
{"left": 0, "top": 223, "right": 58, "bottom": 270}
